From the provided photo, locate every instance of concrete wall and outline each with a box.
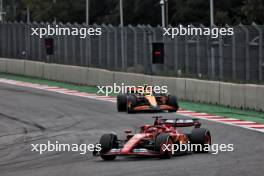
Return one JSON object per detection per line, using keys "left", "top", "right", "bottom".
{"left": 114, "top": 71, "right": 152, "bottom": 86}
{"left": 245, "top": 84, "right": 257, "bottom": 110}
{"left": 57, "top": 65, "right": 88, "bottom": 85}
{"left": 88, "top": 68, "right": 114, "bottom": 86}
{"left": 43, "top": 63, "right": 58, "bottom": 80}
{"left": 5, "top": 59, "right": 25, "bottom": 75}
{"left": 220, "top": 83, "right": 246, "bottom": 108}
{"left": 24, "top": 61, "right": 44, "bottom": 78}
{"left": 0, "top": 58, "right": 6, "bottom": 73}
{"left": 0, "top": 58, "right": 263, "bottom": 111}
{"left": 186, "top": 79, "right": 220, "bottom": 104}
{"left": 257, "top": 86, "right": 264, "bottom": 111}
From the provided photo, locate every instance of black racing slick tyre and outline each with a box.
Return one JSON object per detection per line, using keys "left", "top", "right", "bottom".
{"left": 155, "top": 134, "right": 173, "bottom": 159}
{"left": 190, "top": 128, "right": 211, "bottom": 153}
{"left": 117, "top": 94, "right": 127, "bottom": 112}
{"left": 99, "top": 134, "right": 118, "bottom": 160}
{"left": 167, "top": 95, "right": 179, "bottom": 112}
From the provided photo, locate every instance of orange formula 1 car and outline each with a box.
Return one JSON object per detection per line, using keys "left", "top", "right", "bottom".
{"left": 117, "top": 87, "right": 179, "bottom": 113}
{"left": 93, "top": 116, "right": 211, "bottom": 160}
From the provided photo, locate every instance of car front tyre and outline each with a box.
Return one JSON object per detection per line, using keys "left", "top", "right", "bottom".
{"left": 117, "top": 94, "right": 127, "bottom": 112}
{"left": 155, "top": 134, "right": 173, "bottom": 159}
{"left": 99, "top": 133, "right": 118, "bottom": 160}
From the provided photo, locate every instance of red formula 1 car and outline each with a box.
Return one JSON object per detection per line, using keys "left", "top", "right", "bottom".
{"left": 93, "top": 117, "right": 211, "bottom": 160}
{"left": 117, "top": 87, "right": 179, "bottom": 113}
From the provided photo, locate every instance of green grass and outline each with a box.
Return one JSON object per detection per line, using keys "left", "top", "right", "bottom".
{"left": 1, "top": 72, "right": 264, "bottom": 124}
{"left": 0, "top": 73, "right": 99, "bottom": 94}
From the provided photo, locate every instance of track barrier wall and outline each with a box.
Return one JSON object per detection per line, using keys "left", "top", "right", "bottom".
{"left": 1, "top": 23, "right": 264, "bottom": 84}
{"left": 0, "top": 58, "right": 263, "bottom": 111}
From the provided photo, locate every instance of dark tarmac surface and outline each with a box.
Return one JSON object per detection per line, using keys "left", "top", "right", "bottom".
{"left": 0, "top": 82, "right": 263, "bottom": 176}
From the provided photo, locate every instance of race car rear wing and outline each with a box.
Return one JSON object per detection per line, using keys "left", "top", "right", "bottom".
{"left": 162, "top": 118, "right": 201, "bottom": 128}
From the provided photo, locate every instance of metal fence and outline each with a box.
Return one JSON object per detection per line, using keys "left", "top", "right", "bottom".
{"left": 0, "top": 22, "right": 263, "bottom": 84}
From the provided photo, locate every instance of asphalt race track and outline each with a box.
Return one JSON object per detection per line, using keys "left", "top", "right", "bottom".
{"left": 0, "top": 82, "right": 264, "bottom": 176}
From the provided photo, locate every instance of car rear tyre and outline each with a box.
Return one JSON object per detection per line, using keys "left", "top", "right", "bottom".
{"left": 190, "top": 128, "right": 211, "bottom": 153}
{"left": 117, "top": 94, "right": 127, "bottom": 112}
{"left": 167, "top": 95, "right": 179, "bottom": 112}
{"left": 155, "top": 134, "right": 173, "bottom": 159}
{"left": 99, "top": 133, "right": 118, "bottom": 160}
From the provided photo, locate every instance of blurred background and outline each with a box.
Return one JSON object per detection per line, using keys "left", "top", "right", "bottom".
{"left": 1, "top": 0, "right": 264, "bottom": 26}
{"left": 0, "top": 0, "right": 264, "bottom": 84}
